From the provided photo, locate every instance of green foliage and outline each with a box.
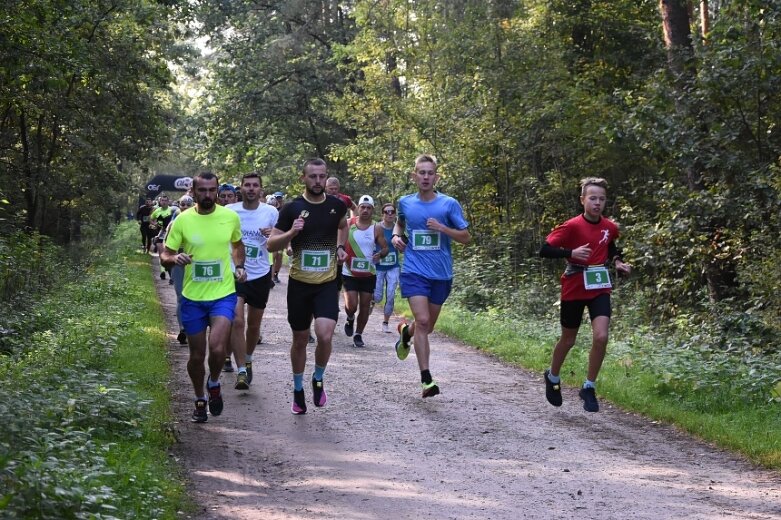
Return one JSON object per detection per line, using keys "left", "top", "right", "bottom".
{"left": 0, "top": 0, "right": 184, "bottom": 239}
{"left": 0, "top": 223, "right": 185, "bottom": 518}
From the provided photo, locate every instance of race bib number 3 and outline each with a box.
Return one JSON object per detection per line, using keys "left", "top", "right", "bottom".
{"left": 350, "top": 257, "right": 372, "bottom": 273}
{"left": 301, "top": 250, "right": 331, "bottom": 272}
{"left": 192, "top": 260, "right": 223, "bottom": 282}
{"left": 583, "top": 266, "right": 612, "bottom": 290}
{"left": 412, "top": 230, "right": 441, "bottom": 250}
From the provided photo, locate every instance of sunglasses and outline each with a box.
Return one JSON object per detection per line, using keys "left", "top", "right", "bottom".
{"left": 383, "top": 209, "right": 396, "bottom": 215}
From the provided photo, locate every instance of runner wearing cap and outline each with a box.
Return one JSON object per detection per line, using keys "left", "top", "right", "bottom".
{"left": 342, "top": 195, "right": 388, "bottom": 348}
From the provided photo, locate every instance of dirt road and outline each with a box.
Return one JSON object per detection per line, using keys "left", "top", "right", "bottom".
{"left": 153, "top": 262, "right": 780, "bottom": 520}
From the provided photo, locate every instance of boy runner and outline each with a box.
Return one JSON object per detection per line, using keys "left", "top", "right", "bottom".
{"left": 539, "top": 177, "right": 631, "bottom": 412}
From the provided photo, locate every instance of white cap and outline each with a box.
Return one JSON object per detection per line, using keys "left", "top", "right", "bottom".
{"left": 358, "top": 195, "right": 374, "bottom": 207}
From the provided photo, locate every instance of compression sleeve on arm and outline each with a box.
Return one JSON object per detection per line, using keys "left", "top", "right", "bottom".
{"left": 539, "top": 242, "right": 572, "bottom": 259}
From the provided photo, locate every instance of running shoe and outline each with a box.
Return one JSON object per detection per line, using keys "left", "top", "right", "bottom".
{"left": 223, "top": 357, "right": 234, "bottom": 372}
{"left": 235, "top": 371, "right": 249, "bottom": 390}
{"left": 245, "top": 362, "right": 253, "bottom": 385}
{"left": 395, "top": 321, "right": 411, "bottom": 360}
{"left": 421, "top": 381, "right": 440, "bottom": 398}
{"left": 382, "top": 322, "right": 390, "bottom": 334}
{"left": 579, "top": 386, "right": 599, "bottom": 412}
{"left": 192, "top": 399, "right": 208, "bottom": 423}
{"left": 207, "top": 384, "right": 223, "bottom": 416}
{"left": 344, "top": 316, "right": 355, "bottom": 337}
{"left": 312, "top": 378, "right": 327, "bottom": 407}
{"left": 273, "top": 274, "right": 281, "bottom": 284}
{"left": 544, "top": 369, "right": 563, "bottom": 407}
{"left": 177, "top": 330, "right": 187, "bottom": 345}
{"left": 257, "top": 335, "right": 263, "bottom": 345}
{"left": 160, "top": 271, "right": 166, "bottom": 280}
{"left": 353, "top": 334, "right": 365, "bottom": 348}
{"left": 308, "top": 334, "right": 315, "bottom": 344}
{"left": 168, "top": 277, "right": 173, "bottom": 285}
{"left": 292, "top": 389, "right": 307, "bottom": 415}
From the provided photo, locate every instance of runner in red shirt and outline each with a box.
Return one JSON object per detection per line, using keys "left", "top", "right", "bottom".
{"left": 539, "top": 177, "right": 631, "bottom": 412}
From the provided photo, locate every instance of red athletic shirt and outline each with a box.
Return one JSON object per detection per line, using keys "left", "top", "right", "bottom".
{"left": 546, "top": 215, "right": 620, "bottom": 301}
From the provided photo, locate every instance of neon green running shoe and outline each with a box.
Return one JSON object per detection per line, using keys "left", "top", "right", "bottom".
{"left": 421, "top": 380, "right": 440, "bottom": 398}
{"left": 395, "top": 321, "right": 411, "bottom": 360}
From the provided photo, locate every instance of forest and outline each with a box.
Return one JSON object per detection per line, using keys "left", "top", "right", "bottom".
{"left": 1, "top": 0, "right": 779, "bottom": 404}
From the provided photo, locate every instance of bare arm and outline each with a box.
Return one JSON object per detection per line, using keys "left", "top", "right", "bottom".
{"left": 426, "top": 218, "right": 471, "bottom": 245}
{"left": 336, "top": 216, "right": 348, "bottom": 262}
{"left": 160, "top": 246, "right": 191, "bottom": 268}
{"left": 391, "top": 216, "right": 407, "bottom": 253}
{"left": 232, "top": 240, "right": 247, "bottom": 282}
{"left": 268, "top": 219, "right": 303, "bottom": 253}
{"left": 372, "top": 224, "right": 389, "bottom": 263}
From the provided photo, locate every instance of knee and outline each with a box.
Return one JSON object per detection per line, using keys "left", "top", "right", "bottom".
{"left": 593, "top": 331, "right": 609, "bottom": 348}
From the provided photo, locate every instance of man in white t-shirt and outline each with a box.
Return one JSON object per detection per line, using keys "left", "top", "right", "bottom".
{"left": 226, "top": 172, "right": 279, "bottom": 389}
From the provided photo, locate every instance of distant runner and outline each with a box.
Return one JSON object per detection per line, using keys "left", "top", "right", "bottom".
{"left": 373, "top": 202, "right": 401, "bottom": 333}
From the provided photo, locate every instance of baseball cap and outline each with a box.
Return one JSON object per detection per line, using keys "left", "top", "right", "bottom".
{"left": 273, "top": 191, "right": 284, "bottom": 198}
{"left": 358, "top": 195, "right": 374, "bottom": 207}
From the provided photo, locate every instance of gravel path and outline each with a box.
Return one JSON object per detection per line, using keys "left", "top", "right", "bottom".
{"left": 153, "top": 260, "right": 781, "bottom": 520}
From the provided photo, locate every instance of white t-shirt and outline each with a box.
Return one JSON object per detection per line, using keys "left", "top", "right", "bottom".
{"left": 227, "top": 202, "right": 279, "bottom": 280}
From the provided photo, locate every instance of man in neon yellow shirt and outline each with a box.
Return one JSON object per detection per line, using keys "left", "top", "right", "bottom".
{"left": 161, "top": 172, "right": 247, "bottom": 423}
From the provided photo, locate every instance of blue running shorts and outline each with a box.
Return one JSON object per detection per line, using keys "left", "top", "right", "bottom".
{"left": 400, "top": 272, "right": 453, "bottom": 306}
{"left": 181, "top": 293, "right": 238, "bottom": 335}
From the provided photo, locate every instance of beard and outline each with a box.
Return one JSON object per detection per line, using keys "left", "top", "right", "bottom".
{"left": 306, "top": 185, "right": 324, "bottom": 197}
{"left": 199, "top": 198, "right": 215, "bottom": 210}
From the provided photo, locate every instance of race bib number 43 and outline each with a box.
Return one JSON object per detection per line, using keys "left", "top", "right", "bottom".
{"left": 412, "top": 230, "right": 441, "bottom": 250}
{"left": 379, "top": 252, "right": 397, "bottom": 266}
{"left": 301, "top": 250, "right": 330, "bottom": 272}
{"left": 192, "top": 260, "right": 223, "bottom": 282}
{"left": 583, "top": 266, "right": 611, "bottom": 290}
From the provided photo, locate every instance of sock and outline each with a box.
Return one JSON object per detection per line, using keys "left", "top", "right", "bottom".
{"left": 346, "top": 312, "right": 354, "bottom": 322}
{"left": 245, "top": 354, "right": 253, "bottom": 362}
{"left": 313, "top": 364, "right": 326, "bottom": 381}
{"left": 547, "top": 370, "right": 560, "bottom": 384}
{"left": 421, "top": 369, "right": 432, "bottom": 385}
{"left": 293, "top": 372, "right": 304, "bottom": 391}
{"left": 195, "top": 395, "right": 206, "bottom": 402}
{"left": 238, "top": 367, "right": 247, "bottom": 374}
{"left": 207, "top": 378, "right": 220, "bottom": 389}
{"left": 583, "top": 379, "right": 596, "bottom": 389}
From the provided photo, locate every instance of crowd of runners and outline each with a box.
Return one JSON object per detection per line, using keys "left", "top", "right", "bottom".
{"left": 138, "top": 154, "right": 630, "bottom": 422}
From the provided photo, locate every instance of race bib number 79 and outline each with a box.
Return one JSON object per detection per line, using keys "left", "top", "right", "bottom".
{"left": 412, "top": 230, "right": 441, "bottom": 250}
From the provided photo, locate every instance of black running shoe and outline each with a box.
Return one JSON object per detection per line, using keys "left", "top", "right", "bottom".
{"left": 312, "top": 378, "right": 327, "bottom": 407}
{"left": 192, "top": 399, "right": 208, "bottom": 423}
{"left": 245, "top": 362, "right": 253, "bottom": 385}
{"left": 177, "top": 330, "right": 187, "bottom": 345}
{"left": 223, "top": 357, "right": 234, "bottom": 372}
{"left": 579, "top": 386, "right": 599, "bottom": 412}
{"left": 344, "top": 316, "right": 354, "bottom": 337}
{"left": 292, "top": 389, "right": 307, "bottom": 415}
{"left": 353, "top": 334, "right": 365, "bottom": 348}
{"left": 207, "top": 384, "right": 223, "bottom": 416}
{"left": 160, "top": 271, "right": 166, "bottom": 280}
{"left": 544, "top": 369, "right": 563, "bottom": 407}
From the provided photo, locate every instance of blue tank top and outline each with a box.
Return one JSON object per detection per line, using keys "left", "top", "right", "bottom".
{"left": 376, "top": 224, "right": 399, "bottom": 271}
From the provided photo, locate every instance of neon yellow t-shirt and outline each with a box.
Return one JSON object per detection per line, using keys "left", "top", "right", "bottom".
{"left": 165, "top": 205, "right": 242, "bottom": 302}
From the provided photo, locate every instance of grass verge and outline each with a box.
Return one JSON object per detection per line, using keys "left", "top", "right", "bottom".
{"left": 395, "top": 302, "right": 781, "bottom": 469}
{"left": 0, "top": 222, "right": 190, "bottom": 518}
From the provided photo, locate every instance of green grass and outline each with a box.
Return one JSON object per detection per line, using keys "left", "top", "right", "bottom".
{"left": 0, "top": 222, "right": 190, "bottom": 518}
{"left": 395, "top": 302, "right": 781, "bottom": 469}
